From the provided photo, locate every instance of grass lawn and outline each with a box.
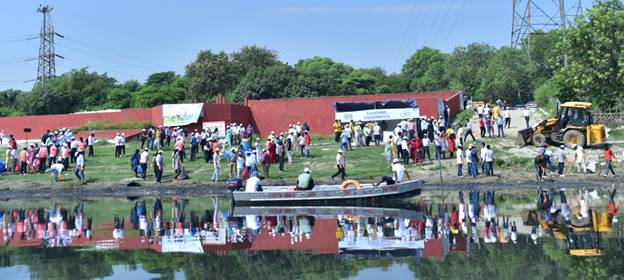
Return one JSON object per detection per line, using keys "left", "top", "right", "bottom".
{"left": 0, "top": 137, "right": 398, "bottom": 187}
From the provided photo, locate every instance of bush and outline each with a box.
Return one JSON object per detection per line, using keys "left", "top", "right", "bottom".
{"left": 453, "top": 109, "right": 475, "bottom": 127}
{"left": 534, "top": 80, "right": 559, "bottom": 115}
{"left": 71, "top": 120, "right": 152, "bottom": 132}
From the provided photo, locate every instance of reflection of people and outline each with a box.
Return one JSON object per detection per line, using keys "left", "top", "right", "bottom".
{"left": 295, "top": 167, "right": 315, "bottom": 190}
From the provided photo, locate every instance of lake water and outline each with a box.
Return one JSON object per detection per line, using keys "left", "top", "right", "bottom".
{"left": 1, "top": 188, "right": 623, "bottom": 279}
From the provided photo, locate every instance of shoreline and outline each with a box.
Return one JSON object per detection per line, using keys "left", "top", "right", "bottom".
{"left": 0, "top": 177, "right": 619, "bottom": 200}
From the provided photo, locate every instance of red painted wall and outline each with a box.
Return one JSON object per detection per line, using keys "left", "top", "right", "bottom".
{"left": 246, "top": 91, "right": 462, "bottom": 136}
{"left": 0, "top": 91, "right": 461, "bottom": 141}
{"left": 0, "top": 108, "right": 153, "bottom": 141}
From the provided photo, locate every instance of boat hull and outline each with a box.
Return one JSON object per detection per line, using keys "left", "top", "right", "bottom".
{"left": 232, "top": 180, "right": 423, "bottom": 206}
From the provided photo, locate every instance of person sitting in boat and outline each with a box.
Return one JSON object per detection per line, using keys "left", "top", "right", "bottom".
{"left": 373, "top": 159, "right": 411, "bottom": 186}
{"left": 245, "top": 171, "right": 263, "bottom": 192}
{"left": 295, "top": 167, "right": 315, "bottom": 190}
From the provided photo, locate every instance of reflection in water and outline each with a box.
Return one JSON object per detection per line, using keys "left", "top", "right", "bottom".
{"left": 0, "top": 189, "right": 624, "bottom": 279}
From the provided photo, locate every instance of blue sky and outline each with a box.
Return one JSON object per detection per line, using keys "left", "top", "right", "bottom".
{"left": 0, "top": 0, "right": 593, "bottom": 90}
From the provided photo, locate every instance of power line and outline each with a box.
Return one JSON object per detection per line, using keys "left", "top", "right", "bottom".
{"left": 62, "top": 37, "right": 173, "bottom": 70}
{"left": 59, "top": 57, "right": 148, "bottom": 81}
{"left": 0, "top": 36, "right": 38, "bottom": 43}
{"left": 56, "top": 42, "right": 163, "bottom": 73}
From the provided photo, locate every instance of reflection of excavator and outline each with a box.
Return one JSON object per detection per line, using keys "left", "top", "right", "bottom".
{"left": 516, "top": 102, "right": 606, "bottom": 148}
{"left": 567, "top": 210, "right": 612, "bottom": 256}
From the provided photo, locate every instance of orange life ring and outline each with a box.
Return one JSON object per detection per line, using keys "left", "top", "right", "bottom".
{"left": 340, "top": 180, "right": 361, "bottom": 189}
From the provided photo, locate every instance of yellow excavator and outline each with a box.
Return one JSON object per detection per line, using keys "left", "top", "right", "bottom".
{"left": 516, "top": 102, "right": 607, "bottom": 148}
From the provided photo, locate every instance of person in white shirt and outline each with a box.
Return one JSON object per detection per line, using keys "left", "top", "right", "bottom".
{"left": 212, "top": 149, "right": 220, "bottom": 182}
{"left": 574, "top": 145, "right": 586, "bottom": 173}
{"left": 330, "top": 150, "right": 346, "bottom": 181}
{"left": 503, "top": 108, "right": 511, "bottom": 128}
{"left": 245, "top": 171, "right": 262, "bottom": 192}
{"left": 401, "top": 137, "right": 409, "bottom": 164}
{"left": 139, "top": 149, "right": 149, "bottom": 179}
{"left": 523, "top": 107, "right": 531, "bottom": 128}
{"left": 391, "top": 159, "right": 410, "bottom": 183}
{"left": 393, "top": 124, "right": 402, "bottom": 138}
{"left": 484, "top": 144, "right": 494, "bottom": 176}
{"left": 477, "top": 105, "right": 484, "bottom": 118}
{"left": 87, "top": 133, "right": 95, "bottom": 157}
{"left": 373, "top": 123, "right": 382, "bottom": 146}
{"left": 49, "top": 160, "right": 65, "bottom": 182}
{"left": 74, "top": 153, "right": 85, "bottom": 184}
{"left": 456, "top": 146, "right": 464, "bottom": 177}
{"left": 236, "top": 153, "right": 245, "bottom": 178}
{"left": 422, "top": 137, "right": 431, "bottom": 161}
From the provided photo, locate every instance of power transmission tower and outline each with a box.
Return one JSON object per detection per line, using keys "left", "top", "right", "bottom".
{"left": 36, "top": 4, "right": 63, "bottom": 91}
{"left": 511, "top": 0, "right": 582, "bottom": 58}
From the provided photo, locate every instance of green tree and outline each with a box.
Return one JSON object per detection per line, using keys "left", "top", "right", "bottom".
{"left": 185, "top": 50, "right": 237, "bottom": 102}
{"left": 477, "top": 47, "right": 536, "bottom": 104}
{"left": 447, "top": 43, "right": 496, "bottom": 96}
{"left": 341, "top": 69, "right": 377, "bottom": 95}
{"left": 401, "top": 47, "right": 450, "bottom": 91}
{"left": 133, "top": 74, "right": 187, "bottom": 107}
{"left": 231, "top": 45, "right": 280, "bottom": 77}
{"left": 552, "top": 0, "right": 624, "bottom": 111}
{"left": 292, "top": 56, "right": 353, "bottom": 97}
{"left": 231, "top": 64, "right": 296, "bottom": 102}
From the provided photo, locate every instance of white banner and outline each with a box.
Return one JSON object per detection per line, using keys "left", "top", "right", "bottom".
{"left": 202, "top": 121, "right": 226, "bottom": 137}
{"left": 162, "top": 103, "right": 204, "bottom": 127}
{"left": 335, "top": 108, "right": 419, "bottom": 122}
{"left": 161, "top": 236, "right": 204, "bottom": 254}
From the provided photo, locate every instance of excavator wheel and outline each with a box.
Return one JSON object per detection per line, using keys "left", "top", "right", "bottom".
{"left": 563, "top": 130, "right": 586, "bottom": 149}
{"left": 532, "top": 134, "right": 547, "bottom": 147}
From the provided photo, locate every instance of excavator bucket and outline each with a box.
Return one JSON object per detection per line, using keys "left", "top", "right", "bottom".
{"left": 516, "top": 128, "right": 533, "bottom": 146}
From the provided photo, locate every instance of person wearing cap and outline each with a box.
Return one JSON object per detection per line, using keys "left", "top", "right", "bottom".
{"left": 49, "top": 159, "right": 65, "bottom": 182}
{"left": 330, "top": 149, "right": 346, "bottom": 181}
{"left": 212, "top": 146, "right": 221, "bottom": 182}
{"left": 295, "top": 167, "right": 315, "bottom": 190}
{"left": 70, "top": 136, "right": 79, "bottom": 163}
{"left": 153, "top": 150, "right": 164, "bottom": 183}
{"left": 556, "top": 145, "right": 567, "bottom": 177}
{"left": 139, "top": 148, "right": 149, "bottom": 179}
{"left": 37, "top": 143, "right": 48, "bottom": 174}
{"left": 245, "top": 171, "right": 263, "bottom": 192}
{"left": 375, "top": 159, "right": 407, "bottom": 186}
{"left": 190, "top": 132, "right": 198, "bottom": 161}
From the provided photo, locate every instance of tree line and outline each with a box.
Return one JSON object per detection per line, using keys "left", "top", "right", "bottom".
{"left": 0, "top": 0, "right": 622, "bottom": 116}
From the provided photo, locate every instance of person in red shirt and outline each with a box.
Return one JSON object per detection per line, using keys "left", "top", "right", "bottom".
{"left": 608, "top": 186, "right": 622, "bottom": 223}
{"left": 19, "top": 147, "right": 28, "bottom": 175}
{"left": 303, "top": 131, "right": 311, "bottom": 159}
{"left": 38, "top": 145, "right": 48, "bottom": 173}
{"left": 603, "top": 145, "right": 617, "bottom": 177}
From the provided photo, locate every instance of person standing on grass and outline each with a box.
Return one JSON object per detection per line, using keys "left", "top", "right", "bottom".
{"left": 212, "top": 147, "right": 220, "bottom": 182}
{"left": 229, "top": 148, "right": 237, "bottom": 178}
{"left": 236, "top": 152, "right": 245, "bottom": 178}
{"left": 70, "top": 137, "right": 78, "bottom": 163}
{"left": 190, "top": 132, "right": 198, "bottom": 161}
{"left": 331, "top": 149, "right": 346, "bottom": 181}
{"left": 154, "top": 150, "right": 164, "bottom": 183}
{"left": 556, "top": 145, "right": 566, "bottom": 177}
{"left": 469, "top": 144, "right": 479, "bottom": 178}
{"left": 523, "top": 107, "right": 531, "bottom": 128}
{"left": 87, "top": 133, "right": 95, "bottom": 157}
{"left": 333, "top": 120, "right": 342, "bottom": 143}
{"left": 422, "top": 135, "right": 431, "bottom": 161}
{"left": 48, "top": 143, "right": 57, "bottom": 168}
{"left": 130, "top": 149, "right": 140, "bottom": 177}
{"left": 484, "top": 144, "right": 494, "bottom": 176}
{"left": 276, "top": 136, "right": 285, "bottom": 172}
{"left": 114, "top": 133, "right": 122, "bottom": 158}
{"left": 503, "top": 107, "right": 511, "bottom": 128}
{"left": 10, "top": 147, "right": 17, "bottom": 174}
{"left": 385, "top": 136, "right": 394, "bottom": 164}
{"left": 75, "top": 152, "right": 85, "bottom": 184}
{"left": 19, "top": 147, "right": 28, "bottom": 175}
{"left": 139, "top": 129, "right": 147, "bottom": 149}
{"left": 456, "top": 146, "right": 464, "bottom": 177}
{"left": 303, "top": 131, "right": 311, "bottom": 158}
{"left": 139, "top": 148, "right": 149, "bottom": 180}
{"left": 401, "top": 136, "right": 409, "bottom": 164}
{"left": 175, "top": 137, "right": 185, "bottom": 163}
{"left": 261, "top": 149, "right": 271, "bottom": 179}
{"left": 38, "top": 143, "right": 48, "bottom": 174}
{"left": 172, "top": 149, "right": 182, "bottom": 180}
{"left": 339, "top": 129, "right": 350, "bottom": 152}
{"left": 603, "top": 144, "right": 617, "bottom": 177}
{"left": 373, "top": 122, "right": 382, "bottom": 146}
{"left": 544, "top": 145, "right": 553, "bottom": 176}
{"left": 479, "top": 116, "right": 486, "bottom": 138}
{"left": 78, "top": 137, "right": 86, "bottom": 158}
{"left": 496, "top": 116, "right": 504, "bottom": 137}
{"left": 61, "top": 143, "right": 70, "bottom": 169}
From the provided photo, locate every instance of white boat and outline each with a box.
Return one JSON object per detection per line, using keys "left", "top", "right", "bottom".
{"left": 232, "top": 180, "right": 423, "bottom": 206}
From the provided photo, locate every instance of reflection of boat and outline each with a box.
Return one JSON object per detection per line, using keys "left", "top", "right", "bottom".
{"left": 232, "top": 180, "right": 423, "bottom": 206}
{"left": 232, "top": 206, "right": 423, "bottom": 219}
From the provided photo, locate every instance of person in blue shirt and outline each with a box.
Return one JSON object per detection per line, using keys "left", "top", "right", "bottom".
{"left": 190, "top": 132, "right": 198, "bottom": 161}
{"left": 469, "top": 144, "right": 479, "bottom": 178}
